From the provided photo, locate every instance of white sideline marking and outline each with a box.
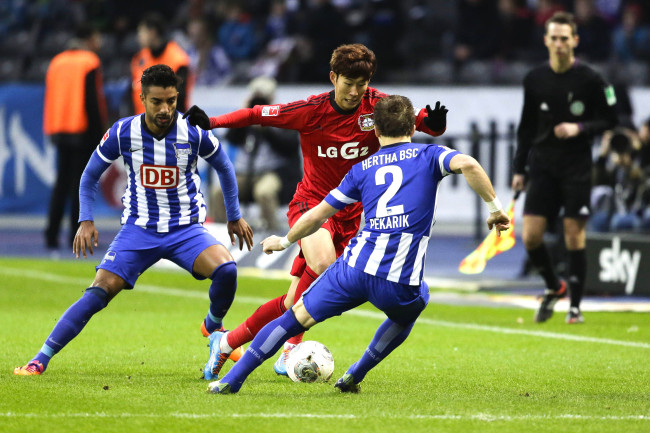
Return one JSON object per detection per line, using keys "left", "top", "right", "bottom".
{"left": 1, "top": 266, "right": 649, "bottom": 350}
{"left": 0, "top": 412, "right": 648, "bottom": 421}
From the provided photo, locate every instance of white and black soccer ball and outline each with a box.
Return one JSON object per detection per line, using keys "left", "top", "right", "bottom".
{"left": 285, "top": 341, "right": 334, "bottom": 383}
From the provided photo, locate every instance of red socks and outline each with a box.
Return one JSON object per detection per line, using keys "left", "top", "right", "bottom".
{"left": 226, "top": 266, "right": 320, "bottom": 349}
{"left": 226, "top": 294, "right": 287, "bottom": 349}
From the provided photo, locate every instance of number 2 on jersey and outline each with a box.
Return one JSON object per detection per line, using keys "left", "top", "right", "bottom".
{"left": 375, "top": 165, "right": 404, "bottom": 217}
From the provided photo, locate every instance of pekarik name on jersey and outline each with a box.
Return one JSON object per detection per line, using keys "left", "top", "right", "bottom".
{"left": 361, "top": 147, "right": 419, "bottom": 170}
{"left": 368, "top": 214, "right": 410, "bottom": 230}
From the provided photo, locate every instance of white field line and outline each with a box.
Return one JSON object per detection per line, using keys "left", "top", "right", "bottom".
{"left": 0, "top": 412, "right": 648, "bottom": 421}
{"left": 1, "top": 266, "right": 649, "bottom": 350}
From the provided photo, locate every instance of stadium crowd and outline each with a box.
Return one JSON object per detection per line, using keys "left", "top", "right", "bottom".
{"left": 1, "top": 0, "right": 649, "bottom": 85}
{"left": 2, "top": 0, "right": 650, "bottom": 236}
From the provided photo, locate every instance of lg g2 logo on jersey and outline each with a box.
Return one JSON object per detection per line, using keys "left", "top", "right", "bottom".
{"left": 141, "top": 165, "right": 179, "bottom": 189}
{"left": 261, "top": 105, "right": 280, "bottom": 116}
{"left": 317, "top": 142, "right": 369, "bottom": 160}
{"left": 358, "top": 114, "right": 374, "bottom": 131}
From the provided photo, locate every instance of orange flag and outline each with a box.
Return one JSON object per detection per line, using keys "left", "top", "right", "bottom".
{"left": 458, "top": 195, "right": 518, "bottom": 274}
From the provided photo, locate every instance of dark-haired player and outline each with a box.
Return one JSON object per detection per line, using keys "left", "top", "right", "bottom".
{"left": 14, "top": 65, "right": 253, "bottom": 376}
{"left": 512, "top": 12, "right": 618, "bottom": 324}
{"left": 206, "top": 95, "right": 509, "bottom": 394}
{"left": 185, "top": 43, "right": 448, "bottom": 379}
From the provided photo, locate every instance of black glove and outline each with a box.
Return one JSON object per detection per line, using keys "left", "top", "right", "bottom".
{"left": 182, "top": 105, "right": 211, "bottom": 130}
{"left": 424, "top": 101, "right": 448, "bottom": 132}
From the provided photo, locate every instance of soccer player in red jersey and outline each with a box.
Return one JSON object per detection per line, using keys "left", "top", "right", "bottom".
{"left": 184, "top": 43, "right": 448, "bottom": 379}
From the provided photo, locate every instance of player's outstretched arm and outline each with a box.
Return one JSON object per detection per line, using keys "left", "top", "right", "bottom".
{"left": 450, "top": 154, "right": 510, "bottom": 236}
{"left": 261, "top": 201, "right": 339, "bottom": 254}
{"left": 184, "top": 104, "right": 261, "bottom": 130}
{"left": 73, "top": 220, "right": 99, "bottom": 259}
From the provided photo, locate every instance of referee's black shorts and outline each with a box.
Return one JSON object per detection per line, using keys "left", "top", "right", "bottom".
{"left": 524, "top": 172, "right": 591, "bottom": 220}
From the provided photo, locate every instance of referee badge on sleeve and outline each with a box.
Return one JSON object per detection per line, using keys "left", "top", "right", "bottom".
{"left": 605, "top": 85, "right": 617, "bottom": 106}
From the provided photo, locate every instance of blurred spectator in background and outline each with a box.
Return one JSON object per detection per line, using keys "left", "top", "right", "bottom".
{"left": 211, "top": 77, "right": 301, "bottom": 231}
{"left": 218, "top": 2, "right": 261, "bottom": 70}
{"left": 43, "top": 24, "right": 107, "bottom": 250}
{"left": 247, "top": 0, "right": 299, "bottom": 80}
{"left": 0, "top": 0, "right": 30, "bottom": 37}
{"left": 453, "top": 0, "right": 501, "bottom": 66}
{"left": 611, "top": 2, "right": 650, "bottom": 63}
{"left": 636, "top": 118, "right": 650, "bottom": 230}
{"left": 185, "top": 17, "right": 232, "bottom": 85}
{"left": 591, "top": 128, "right": 646, "bottom": 232}
{"left": 594, "top": 0, "right": 623, "bottom": 24}
{"left": 131, "top": 12, "right": 191, "bottom": 114}
{"left": 355, "top": 0, "right": 405, "bottom": 79}
{"left": 497, "top": 0, "right": 534, "bottom": 60}
{"left": 574, "top": 0, "right": 611, "bottom": 62}
{"left": 637, "top": 117, "right": 650, "bottom": 169}
{"left": 294, "top": 0, "right": 349, "bottom": 82}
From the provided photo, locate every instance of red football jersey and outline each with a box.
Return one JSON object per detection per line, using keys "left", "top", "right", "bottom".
{"left": 211, "top": 87, "right": 441, "bottom": 221}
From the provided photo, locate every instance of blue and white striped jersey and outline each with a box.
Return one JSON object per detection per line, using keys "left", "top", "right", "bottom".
{"left": 324, "top": 141, "right": 460, "bottom": 286}
{"left": 95, "top": 112, "right": 229, "bottom": 232}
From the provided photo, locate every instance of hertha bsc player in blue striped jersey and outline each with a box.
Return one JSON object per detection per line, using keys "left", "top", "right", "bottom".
{"left": 206, "top": 95, "right": 510, "bottom": 394}
{"left": 14, "top": 65, "right": 253, "bottom": 376}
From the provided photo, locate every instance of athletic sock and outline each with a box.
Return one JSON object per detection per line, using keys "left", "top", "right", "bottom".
{"left": 527, "top": 244, "right": 561, "bottom": 291}
{"left": 33, "top": 287, "right": 108, "bottom": 371}
{"left": 567, "top": 249, "right": 587, "bottom": 309}
{"left": 221, "top": 309, "right": 306, "bottom": 392}
{"left": 226, "top": 294, "right": 287, "bottom": 349}
{"left": 286, "top": 267, "right": 319, "bottom": 345}
{"left": 347, "top": 318, "right": 415, "bottom": 384}
{"left": 204, "top": 261, "right": 237, "bottom": 334}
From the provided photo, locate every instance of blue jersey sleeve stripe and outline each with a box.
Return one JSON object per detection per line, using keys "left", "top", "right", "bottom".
{"left": 116, "top": 121, "right": 123, "bottom": 156}
{"left": 324, "top": 193, "right": 347, "bottom": 209}
{"left": 439, "top": 149, "right": 460, "bottom": 176}
{"left": 96, "top": 147, "right": 114, "bottom": 163}
{"left": 328, "top": 188, "right": 357, "bottom": 206}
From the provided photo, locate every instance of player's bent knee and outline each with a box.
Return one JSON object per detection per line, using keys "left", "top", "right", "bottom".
{"left": 85, "top": 286, "right": 109, "bottom": 308}
{"left": 210, "top": 260, "right": 237, "bottom": 282}
{"left": 92, "top": 269, "right": 126, "bottom": 301}
{"left": 292, "top": 300, "right": 317, "bottom": 329}
{"left": 309, "top": 258, "right": 334, "bottom": 275}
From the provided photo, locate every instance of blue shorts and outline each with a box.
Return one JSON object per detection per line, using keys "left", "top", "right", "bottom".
{"left": 302, "top": 259, "right": 430, "bottom": 327}
{"left": 97, "top": 223, "right": 220, "bottom": 289}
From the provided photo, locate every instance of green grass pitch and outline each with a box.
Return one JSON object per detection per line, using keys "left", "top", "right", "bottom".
{"left": 1, "top": 257, "right": 649, "bottom": 433}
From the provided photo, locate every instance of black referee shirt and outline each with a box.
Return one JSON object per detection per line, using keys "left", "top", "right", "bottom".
{"left": 514, "top": 61, "right": 618, "bottom": 179}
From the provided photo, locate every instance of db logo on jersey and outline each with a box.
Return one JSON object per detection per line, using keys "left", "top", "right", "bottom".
{"left": 261, "top": 105, "right": 280, "bottom": 116}
{"left": 141, "top": 165, "right": 179, "bottom": 189}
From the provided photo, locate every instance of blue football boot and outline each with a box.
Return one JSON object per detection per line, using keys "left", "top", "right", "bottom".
{"left": 203, "top": 331, "right": 229, "bottom": 380}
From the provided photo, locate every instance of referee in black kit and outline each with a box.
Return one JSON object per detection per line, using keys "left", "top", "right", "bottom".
{"left": 512, "top": 12, "right": 618, "bottom": 324}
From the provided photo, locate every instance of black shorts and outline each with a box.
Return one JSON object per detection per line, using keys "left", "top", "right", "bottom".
{"left": 524, "top": 173, "right": 591, "bottom": 220}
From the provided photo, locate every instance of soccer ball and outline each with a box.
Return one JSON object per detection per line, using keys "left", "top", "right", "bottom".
{"left": 285, "top": 341, "right": 334, "bottom": 383}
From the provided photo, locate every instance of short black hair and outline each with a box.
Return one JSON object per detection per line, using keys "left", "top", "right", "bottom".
{"left": 140, "top": 64, "right": 181, "bottom": 93}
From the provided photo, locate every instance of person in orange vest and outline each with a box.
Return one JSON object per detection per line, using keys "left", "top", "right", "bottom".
{"left": 131, "top": 12, "right": 192, "bottom": 114}
{"left": 43, "top": 23, "right": 108, "bottom": 250}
